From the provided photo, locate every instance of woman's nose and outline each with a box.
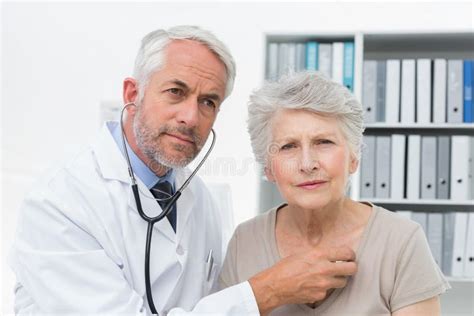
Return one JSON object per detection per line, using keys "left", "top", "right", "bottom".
{"left": 299, "top": 148, "right": 320, "bottom": 174}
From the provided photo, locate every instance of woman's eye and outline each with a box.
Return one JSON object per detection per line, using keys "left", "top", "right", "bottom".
{"left": 281, "top": 143, "right": 296, "bottom": 150}
{"left": 318, "top": 139, "right": 333, "bottom": 145}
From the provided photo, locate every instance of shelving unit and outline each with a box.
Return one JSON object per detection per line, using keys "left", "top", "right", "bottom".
{"left": 260, "top": 31, "right": 474, "bottom": 315}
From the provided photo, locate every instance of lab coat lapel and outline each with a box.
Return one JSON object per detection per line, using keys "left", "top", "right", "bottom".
{"left": 92, "top": 122, "right": 130, "bottom": 184}
{"left": 93, "top": 122, "right": 175, "bottom": 242}
{"left": 174, "top": 168, "right": 196, "bottom": 243}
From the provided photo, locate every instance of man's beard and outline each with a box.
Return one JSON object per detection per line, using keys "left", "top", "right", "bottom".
{"left": 133, "top": 107, "right": 204, "bottom": 169}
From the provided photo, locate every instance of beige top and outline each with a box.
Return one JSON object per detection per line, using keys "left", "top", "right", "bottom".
{"left": 219, "top": 204, "right": 450, "bottom": 315}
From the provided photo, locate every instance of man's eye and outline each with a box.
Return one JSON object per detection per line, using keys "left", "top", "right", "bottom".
{"left": 201, "top": 99, "right": 216, "bottom": 109}
{"left": 167, "top": 88, "right": 184, "bottom": 96}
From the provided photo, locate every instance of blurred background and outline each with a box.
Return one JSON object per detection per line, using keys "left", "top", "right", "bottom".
{"left": 2, "top": 1, "right": 473, "bottom": 315}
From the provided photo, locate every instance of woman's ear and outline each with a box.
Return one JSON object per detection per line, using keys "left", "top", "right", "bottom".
{"left": 264, "top": 165, "right": 275, "bottom": 182}
{"left": 349, "top": 155, "right": 359, "bottom": 174}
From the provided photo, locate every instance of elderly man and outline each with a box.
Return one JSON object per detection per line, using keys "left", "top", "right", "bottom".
{"left": 9, "top": 26, "right": 356, "bottom": 315}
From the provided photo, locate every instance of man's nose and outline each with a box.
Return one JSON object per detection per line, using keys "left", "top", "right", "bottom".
{"left": 175, "top": 98, "right": 199, "bottom": 127}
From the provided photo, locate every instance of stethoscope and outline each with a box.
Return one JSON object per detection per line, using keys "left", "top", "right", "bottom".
{"left": 120, "top": 102, "right": 216, "bottom": 315}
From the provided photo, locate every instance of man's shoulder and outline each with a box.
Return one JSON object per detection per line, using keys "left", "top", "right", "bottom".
{"left": 26, "top": 141, "right": 109, "bottom": 205}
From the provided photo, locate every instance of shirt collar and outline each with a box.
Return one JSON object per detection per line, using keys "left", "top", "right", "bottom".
{"left": 110, "top": 121, "right": 174, "bottom": 190}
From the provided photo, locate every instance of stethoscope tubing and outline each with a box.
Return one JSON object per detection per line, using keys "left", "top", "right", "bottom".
{"left": 120, "top": 103, "right": 216, "bottom": 314}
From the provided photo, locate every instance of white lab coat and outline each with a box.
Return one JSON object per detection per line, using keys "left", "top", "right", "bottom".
{"left": 9, "top": 122, "right": 259, "bottom": 315}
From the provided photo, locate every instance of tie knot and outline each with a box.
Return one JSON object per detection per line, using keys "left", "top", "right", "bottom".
{"left": 151, "top": 181, "right": 174, "bottom": 201}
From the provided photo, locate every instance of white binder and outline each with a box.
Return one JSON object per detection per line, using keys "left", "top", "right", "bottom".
{"left": 451, "top": 212, "right": 468, "bottom": 277}
{"left": 463, "top": 213, "right": 474, "bottom": 277}
{"left": 420, "top": 136, "right": 437, "bottom": 199}
{"left": 442, "top": 212, "right": 456, "bottom": 275}
{"left": 390, "top": 134, "right": 406, "bottom": 199}
{"left": 295, "top": 43, "right": 306, "bottom": 72}
{"left": 277, "top": 43, "right": 289, "bottom": 78}
{"left": 360, "top": 135, "right": 376, "bottom": 198}
{"left": 318, "top": 43, "right": 332, "bottom": 79}
{"left": 385, "top": 59, "right": 401, "bottom": 123}
{"left": 287, "top": 43, "right": 297, "bottom": 73}
{"left": 447, "top": 59, "right": 463, "bottom": 123}
{"left": 266, "top": 43, "right": 279, "bottom": 81}
{"left": 331, "top": 42, "right": 344, "bottom": 84}
{"left": 451, "top": 136, "right": 472, "bottom": 200}
{"left": 375, "top": 136, "right": 391, "bottom": 198}
{"left": 433, "top": 59, "right": 447, "bottom": 123}
{"left": 407, "top": 135, "right": 421, "bottom": 200}
{"left": 416, "top": 59, "right": 432, "bottom": 123}
{"left": 400, "top": 59, "right": 416, "bottom": 123}
{"left": 362, "top": 60, "right": 378, "bottom": 123}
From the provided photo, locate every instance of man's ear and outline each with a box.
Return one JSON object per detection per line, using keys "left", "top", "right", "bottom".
{"left": 123, "top": 77, "right": 138, "bottom": 104}
{"left": 264, "top": 165, "right": 275, "bottom": 182}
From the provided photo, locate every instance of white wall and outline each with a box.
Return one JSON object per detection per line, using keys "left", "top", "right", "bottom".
{"left": 2, "top": 1, "right": 473, "bottom": 314}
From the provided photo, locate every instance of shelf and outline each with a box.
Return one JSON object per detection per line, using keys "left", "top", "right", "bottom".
{"left": 368, "top": 199, "right": 474, "bottom": 212}
{"left": 363, "top": 32, "right": 474, "bottom": 59}
{"left": 364, "top": 123, "right": 474, "bottom": 136}
{"left": 266, "top": 32, "right": 355, "bottom": 43}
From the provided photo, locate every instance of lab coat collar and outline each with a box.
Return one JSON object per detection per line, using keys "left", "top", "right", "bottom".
{"left": 92, "top": 122, "right": 131, "bottom": 184}
{"left": 92, "top": 122, "right": 196, "bottom": 243}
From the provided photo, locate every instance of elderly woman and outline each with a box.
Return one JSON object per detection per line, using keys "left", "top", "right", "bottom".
{"left": 219, "top": 71, "right": 449, "bottom": 315}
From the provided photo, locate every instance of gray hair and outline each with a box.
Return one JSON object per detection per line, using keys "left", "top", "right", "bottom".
{"left": 247, "top": 71, "right": 365, "bottom": 166}
{"left": 133, "top": 25, "right": 236, "bottom": 103}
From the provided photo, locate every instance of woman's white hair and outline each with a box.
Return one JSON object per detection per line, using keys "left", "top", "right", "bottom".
{"left": 133, "top": 25, "right": 236, "bottom": 104}
{"left": 247, "top": 71, "right": 365, "bottom": 166}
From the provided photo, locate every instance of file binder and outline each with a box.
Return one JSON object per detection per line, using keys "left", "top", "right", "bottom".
{"left": 451, "top": 136, "right": 472, "bottom": 200}
{"left": 442, "top": 212, "right": 455, "bottom": 275}
{"left": 451, "top": 212, "right": 468, "bottom": 277}
{"left": 420, "top": 136, "right": 437, "bottom": 199}
{"left": 390, "top": 134, "right": 406, "bottom": 199}
{"left": 385, "top": 60, "right": 401, "bottom": 123}
{"left": 436, "top": 136, "right": 451, "bottom": 199}
{"left": 433, "top": 59, "right": 447, "bottom": 123}
{"left": 407, "top": 135, "right": 421, "bottom": 200}
{"left": 400, "top": 59, "right": 416, "bottom": 123}
{"left": 332, "top": 42, "right": 344, "bottom": 84}
{"left": 362, "top": 60, "right": 377, "bottom": 123}
{"left": 447, "top": 60, "right": 463, "bottom": 123}
{"left": 417, "top": 59, "right": 432, "bottom": 123}
{"left": 360, "top": 135, "right": 376, "bottom": 198}
{"left": 375, "top": 136, "right": 391, "bottom": 198}
{"left": 463, "top": 213, "right": 474, "bottom": 277}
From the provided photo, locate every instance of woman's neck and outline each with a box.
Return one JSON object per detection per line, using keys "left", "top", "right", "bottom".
{"left": 278, "top": 198, "right": 362, "bottom": 247}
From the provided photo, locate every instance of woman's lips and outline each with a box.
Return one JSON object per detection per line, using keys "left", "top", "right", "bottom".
{"left": 297, "top": 180, "right": 328, "bottom": 190}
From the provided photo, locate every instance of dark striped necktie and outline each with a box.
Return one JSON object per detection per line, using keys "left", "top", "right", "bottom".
{"left": 150, "top": 181, "right": 177, "bottom": 232}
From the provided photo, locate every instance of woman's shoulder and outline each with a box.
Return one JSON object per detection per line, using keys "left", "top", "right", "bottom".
{"left": 370, "top": 204, "right": 420, "bottom": 229}
{"left": 367, "top": 204, "right": 423, "bottom": 244}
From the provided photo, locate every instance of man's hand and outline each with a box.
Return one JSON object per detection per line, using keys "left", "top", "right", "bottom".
{"left": 248, "top": 246, "right": 357, "bottom": 315}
